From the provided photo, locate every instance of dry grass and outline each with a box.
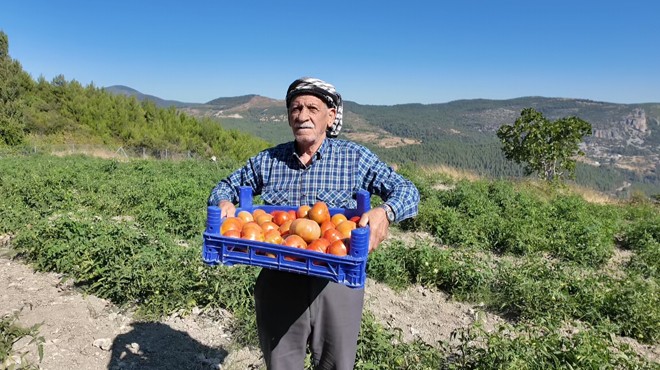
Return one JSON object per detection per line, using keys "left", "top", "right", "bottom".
{"left": 566, "top": 183, "right": 620, "bottom": 204}
{"left": 417, "top": 164, "right": 481, "bottom": 182}
{"left": 415, "top": 164, "right": 621, "bottom": 205}
{"left": 51, "top": 147, "right": 130, "bottom": 161}
{"left": 345, "top": 131, "right": 421, "bottom": 149}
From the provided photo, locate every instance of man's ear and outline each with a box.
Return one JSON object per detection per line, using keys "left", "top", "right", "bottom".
{"left": 327, "top": 108, "right": 337, "bottom": 129}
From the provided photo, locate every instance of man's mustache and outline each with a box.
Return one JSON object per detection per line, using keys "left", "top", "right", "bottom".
{"left": 293, "top": 123, "right": 314, "bottom": 129}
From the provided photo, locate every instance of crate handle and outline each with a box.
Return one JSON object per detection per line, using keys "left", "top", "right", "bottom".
{"left": 239, "top": 186, "right": 253, "bottom": 209}
{"left": 355, "top": 190, "right": 371, "bottom": 214}
{"left": 206, "top": 206, "right": 222, "bottom": 234}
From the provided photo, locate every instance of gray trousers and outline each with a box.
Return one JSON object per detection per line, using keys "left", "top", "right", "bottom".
{"left": 254, "top": 269, "right": 365, "bottom": 370}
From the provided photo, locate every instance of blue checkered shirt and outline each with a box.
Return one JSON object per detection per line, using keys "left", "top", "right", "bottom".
{"left": 208, "top": 139, "right": 419, "bottom": 223}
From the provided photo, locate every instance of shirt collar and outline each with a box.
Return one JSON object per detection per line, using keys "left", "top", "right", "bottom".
{"left": 289, "top": 138, "right": 330, "bottom": 164}
{"left": 316, "top": 138, "right": 331, "bottom": 160}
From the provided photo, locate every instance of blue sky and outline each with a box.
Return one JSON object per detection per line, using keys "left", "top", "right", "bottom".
{"left": 2, "top": 1, "right": 659, "bottom": 105}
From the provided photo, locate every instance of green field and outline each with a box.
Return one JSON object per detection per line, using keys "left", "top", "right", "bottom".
{"left": 1, "top": 154, "right": 658, "bottom": 369}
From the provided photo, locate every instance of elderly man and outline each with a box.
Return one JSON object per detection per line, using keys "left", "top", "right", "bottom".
{"left": 209, "top": 77, "right": 419, "bottom": 370}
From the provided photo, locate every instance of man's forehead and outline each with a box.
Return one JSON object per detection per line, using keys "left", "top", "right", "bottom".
{"left": 289, "top": 95, "right": 326, "bottom": 106}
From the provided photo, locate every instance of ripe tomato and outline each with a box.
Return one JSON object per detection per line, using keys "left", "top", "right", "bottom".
{"left": 252, "top": 208, "right": 267, "bottom": 219}
{"left": 237, "top": 210, "right": 254, "bottom": 223}
{"left": 322, "top": 228, "right": 344, "bottom": 244}
{"left": 242, "top": 221, "right": 260, "bottom": 231}
{"left": 255, "top": 213, "right": 274, "bottom": 226}
{"left": 306, "top": 238, "right": 330, "bottom": 254}
{"left": 290, "top": 218, "right": 321, "bottom": 243}
{"left": 279, "top": 219, "right": 293, "bottom": 236}
{"left": 270, "top": 210, "right": 282, "bottom": 222}
{"left": 221, "top": 217, "right": 243, "bottom": 235}
{"left": 223, "top": 229, "right": 241, "bottom": 238}
{"left": 328, "top": 239, "right": 348, "bottom": 256}
{"left": 297, "top": 205, "right": 311, "bottom": 219}
{"left": 320, "top": 220, "right": 334, "bottom": 234}
{"left": 283, "top": 234, "right": 307, "bottom": 249}
{"left": 283, "top": 234, "right": 307, "bottom": 262}
{"left": 308, "top": 201, "right": 330, "bottom": 224}
{"left": 264, "top": 229, "right": 284, "bottom": 245}
{"left": 349, "top": 216, "right": 361, "bottom": 223}
{"left": 288, "top": 210, "right": 297, "bottom": 220}
{"left": 241, "top": 225, "right": 264, "bottom": 242}
{"left": 260, "top": 221, "right": 279, "bottom": 234}
{"left": 336, "top": 220, "right": 357, "bottom": 238}
{"left": 331, "top": 213, "right": 348, "bottom": 227}
{"left": 241, "top": 222, "right": 263, "bottom": 240}
{"left": 271, "top": 210, "right": 293, "bottom": 226}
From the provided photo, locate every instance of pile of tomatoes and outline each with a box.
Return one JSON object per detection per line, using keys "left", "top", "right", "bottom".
{"left": 220, "top": 201, "right": 361, "bottom": 257}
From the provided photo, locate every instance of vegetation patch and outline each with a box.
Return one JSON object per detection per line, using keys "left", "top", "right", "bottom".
{"left": 1, "top": 312, "right": 44, "bottom": 369}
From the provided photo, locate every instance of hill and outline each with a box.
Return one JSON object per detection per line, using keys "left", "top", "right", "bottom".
{"left": 103, "top": 85, "right": 198, "bottom": 108}
{"left": 110, "top": 87, "right": 660, "bottom": 197}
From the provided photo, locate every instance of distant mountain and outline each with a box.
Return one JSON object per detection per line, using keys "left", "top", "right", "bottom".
{"left": 105, "top": 86, "right": 660, "bottom": 194}
{"left": 205, "top": 94, "right": 281, "bottom": 108}
{"left": 103, "top": 85, "right": 197, "bottom": 108}
{"left": 184, "top": 94, "right": 284, "bottom": 120}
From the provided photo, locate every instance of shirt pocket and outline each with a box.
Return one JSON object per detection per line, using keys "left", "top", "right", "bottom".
{"left": 316, "top": 189, "right": 356, "bottom": 209}
{"left": 261, "top": 189, "right": 291, "bottom": 206}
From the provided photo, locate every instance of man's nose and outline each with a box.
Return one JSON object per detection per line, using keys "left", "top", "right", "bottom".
{"left": 297, "top": 107, "right": 310, "bottom": 121}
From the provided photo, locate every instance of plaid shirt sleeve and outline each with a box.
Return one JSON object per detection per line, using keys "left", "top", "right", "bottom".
{"left": 356, "top": 144, "right": 420, "bottom": 223}
{"left": 207, "top": 151, "right": 266, "bottom": 206}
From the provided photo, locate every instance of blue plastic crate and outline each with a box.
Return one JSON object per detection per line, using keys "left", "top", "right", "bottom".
{"left": 202, "top": 186, "right": 371, "bottom": 289}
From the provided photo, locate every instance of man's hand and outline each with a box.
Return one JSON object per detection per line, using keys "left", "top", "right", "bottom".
{"left": 358, "top": 207, "right": 390, "bottom": 252}
{"left": 218, "top": 200, "right": 236, "bottom": 218}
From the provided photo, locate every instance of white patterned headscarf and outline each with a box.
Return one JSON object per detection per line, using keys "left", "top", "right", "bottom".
{"left": 285, "top": 77, "right": 343, "bottom": 138}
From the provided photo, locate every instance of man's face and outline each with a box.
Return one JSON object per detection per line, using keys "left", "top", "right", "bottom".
{"left": 288, "top": 95, "right": 336, "bottom": 150}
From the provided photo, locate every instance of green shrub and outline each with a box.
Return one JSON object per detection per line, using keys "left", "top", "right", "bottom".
{"left": 0, "top": 313, "right": 44, "bottom": 369}
{"left": 626, "top": 240, "right": 660, "bottom": 279}
{"left": 600, "top": 275, "right": 660, "bottom": 343}
{"left": 491, "top": 257, "right": 578, "bottom": 319}
{"left": 367, "top": 240, "right": 421, "bottom": 291}
{"left": 408, "top": 180, "right": 621, "bottom": 267}
{"left": 355, "top": 312, "right": 444, "bottom": 370}
{"left": 449, "top": 320, "right": 657, "bottom": 369}
{"left": 619, "top": 207, "right": 660, "bottom": 280}
{"left": 546, "top": 195, "right": 617, "bottom": 267}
